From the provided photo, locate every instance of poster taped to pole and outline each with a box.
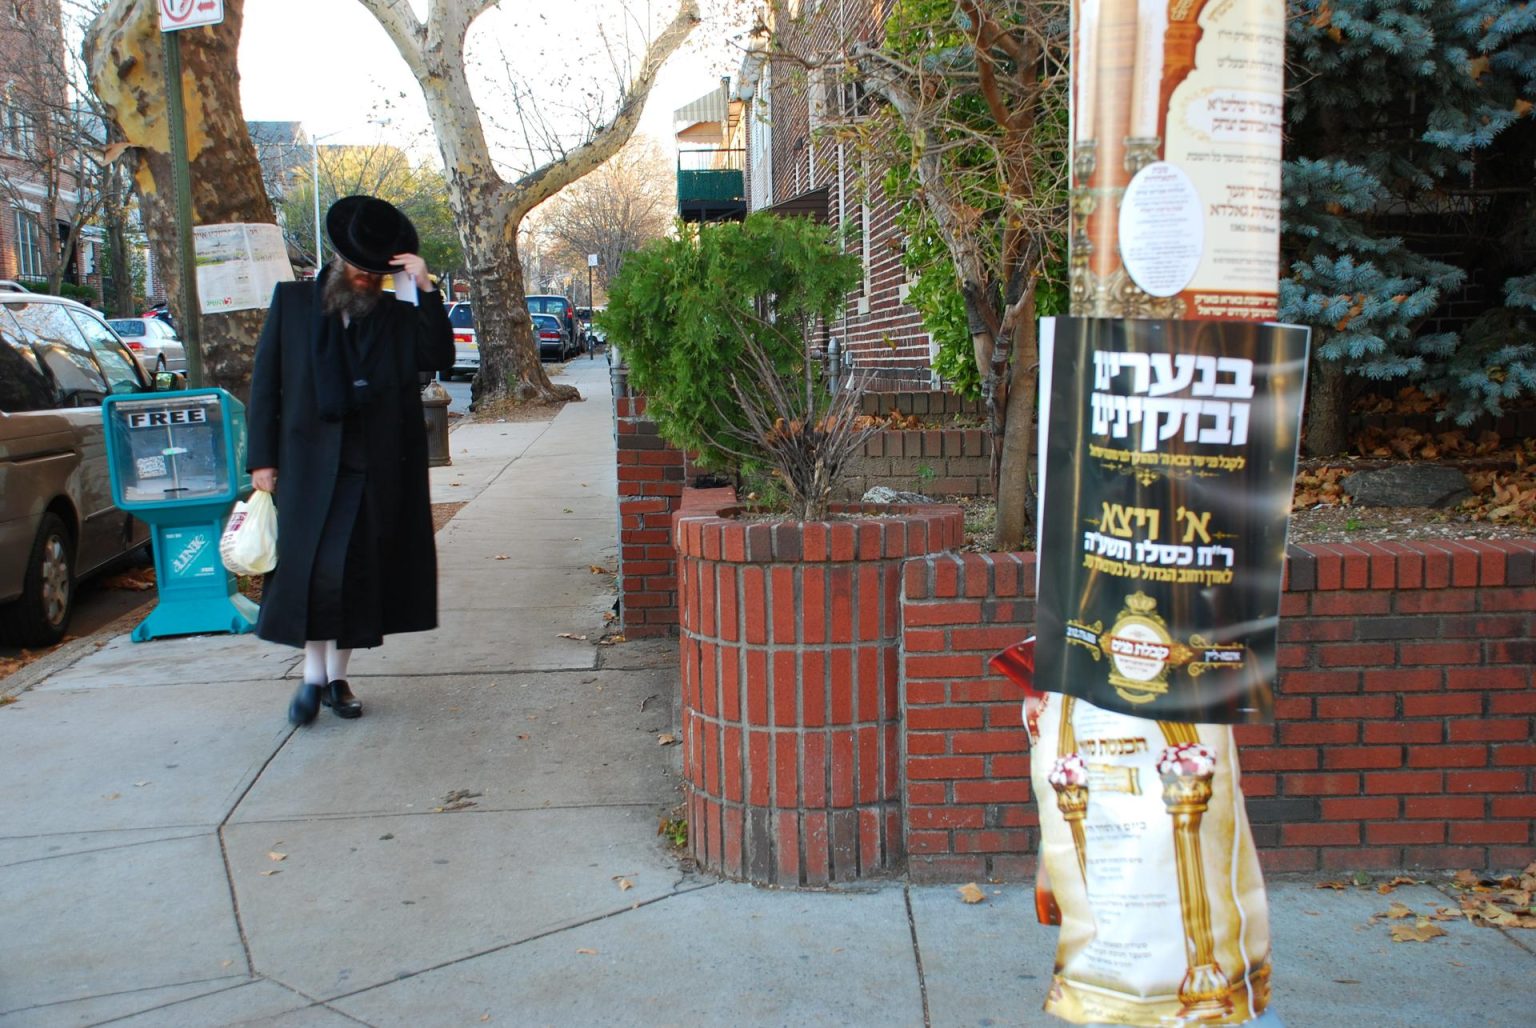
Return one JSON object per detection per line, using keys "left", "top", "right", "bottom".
{"left": 1070, "top": 0, "right": 1285, "bottom": 320}
{"left": 1033, "top": 316, "right": 1309, "bottom": 724}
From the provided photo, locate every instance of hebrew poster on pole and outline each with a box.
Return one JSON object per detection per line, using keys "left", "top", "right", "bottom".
{"left": 1070, "top": 0, "right": 1285, "bottom": 320}
{"left": 1034, "top": 316, "right": 1309, "bottom": 724}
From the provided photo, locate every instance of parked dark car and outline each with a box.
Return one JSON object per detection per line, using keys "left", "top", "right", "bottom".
{"left": 1, "top": 281, "right": 162, "bottom": 645}
{"left": 532, "top": 313, "right": 574, "bottom": 361}
{"left": 526, "top": 294, "right": 578, "bottom": 354}
{"left": 140, "top": 302, "right": 175, "bottom": 330}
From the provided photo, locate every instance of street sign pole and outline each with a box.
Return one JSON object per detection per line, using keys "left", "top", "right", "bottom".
{"left": 587, "top": 253, "right": 598, "bottom": 357}
{"left": 161, "top": 30, "right": 203, "bottom": 388}
{"left": 158, "top": 0, "right": 224, "bottom": 388}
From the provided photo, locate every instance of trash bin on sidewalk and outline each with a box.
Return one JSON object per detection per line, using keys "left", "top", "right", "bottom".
{"left": 422, "top": 379, "right": 452, "bottom": 467}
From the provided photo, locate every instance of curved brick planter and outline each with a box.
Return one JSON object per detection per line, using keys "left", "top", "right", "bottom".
{"left": 677, "top": 504, "right": 965, "bottom": 886}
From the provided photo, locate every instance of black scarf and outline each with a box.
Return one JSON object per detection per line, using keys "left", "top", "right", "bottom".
{"left": 313, "top": 267, "right": 389, "bottom": 422}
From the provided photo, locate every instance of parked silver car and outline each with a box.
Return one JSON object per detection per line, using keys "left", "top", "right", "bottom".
{"left": 1, "top": 282, "right": 159, "bottom": 645}
{"left": 107, "top": 316, "right": 188, "bottom": 374}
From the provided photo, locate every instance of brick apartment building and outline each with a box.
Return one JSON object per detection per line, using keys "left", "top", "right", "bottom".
{"left": 0, "top": 0, "right": 97, "bottom": 293}
{"left": 674, "top": 2, "right": 937, "bottom": 386}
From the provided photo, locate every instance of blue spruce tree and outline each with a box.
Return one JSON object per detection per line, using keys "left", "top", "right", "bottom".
{"left": 1283, "top": 0, "right": 1536, "bottom": 454}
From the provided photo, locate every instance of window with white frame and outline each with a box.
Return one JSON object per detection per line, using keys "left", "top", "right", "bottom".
{"left": 0, "top": 103, "right": 35, "bottom": 156}
{"left": 14, "top": 210, "right": 44, "bottom": 278}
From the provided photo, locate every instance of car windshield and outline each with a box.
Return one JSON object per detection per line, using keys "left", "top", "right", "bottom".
{"left": 108, "top": 320, "right": 146, "bottom": 337}
{"left": 449, "top": 305, "right": 474, "bottom": 330}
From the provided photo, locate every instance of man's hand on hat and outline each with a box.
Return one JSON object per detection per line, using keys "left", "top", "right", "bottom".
{"left": 391, "top": 253, "right": 432, "bottom": 291}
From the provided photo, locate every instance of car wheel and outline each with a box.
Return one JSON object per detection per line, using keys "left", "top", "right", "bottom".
{"left": 0, "top": 513, "right": 76, "bottom": 647}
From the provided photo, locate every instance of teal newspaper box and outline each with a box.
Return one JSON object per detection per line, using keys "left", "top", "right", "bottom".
{"left": 102, "top": 388, "right": 258, "bottom": 641}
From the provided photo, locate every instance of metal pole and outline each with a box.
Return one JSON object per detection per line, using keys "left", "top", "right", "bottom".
{"left": 587, "top": 264, "right": 594, "bottom": 356}
{"left": 162, "top": 31, "right": 203, "bottom": 388}
{"left": 312, "top": 139, "right": 322, "bottom": 274}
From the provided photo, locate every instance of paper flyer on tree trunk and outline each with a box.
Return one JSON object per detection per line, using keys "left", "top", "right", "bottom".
{"left": 194, "top": 223, "right": 294, "bottom": 314}
{"left": 1034, "top": 316, "right": 1309, "bottom": 724}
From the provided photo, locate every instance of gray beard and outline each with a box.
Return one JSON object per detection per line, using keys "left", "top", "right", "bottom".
{"left": 321, "top": 262, "right": 382, "bottom": 320}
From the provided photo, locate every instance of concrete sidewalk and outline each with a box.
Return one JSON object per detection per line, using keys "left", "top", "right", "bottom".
{"left": 1, "top": 358, "right": 1532, "bottom": 1027}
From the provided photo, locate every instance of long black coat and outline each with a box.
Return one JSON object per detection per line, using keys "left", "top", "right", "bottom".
{"left": 246, "top": 282, "right": 454, "bottom": 648}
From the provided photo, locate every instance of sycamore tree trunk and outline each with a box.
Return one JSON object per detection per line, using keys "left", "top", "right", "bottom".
{"left": 85, "top": 0, "right": 274, "bottom": 397}
{"left": 361, "top": 0, "right": 698, "bottom": 408}
{"left": 104, "top": 164, "right": 135, "bottom": 317}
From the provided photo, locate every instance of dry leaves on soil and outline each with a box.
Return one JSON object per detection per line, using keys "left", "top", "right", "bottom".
{"left": 1294, "top": 428, "right": 1536, "bottom": 527}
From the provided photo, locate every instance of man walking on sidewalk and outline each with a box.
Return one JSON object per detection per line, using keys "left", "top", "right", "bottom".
{"left": 247, "top": 195, "right": 455, "bottom": 726}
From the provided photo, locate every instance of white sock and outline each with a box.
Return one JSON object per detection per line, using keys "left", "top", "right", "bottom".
{"left": 302, "top": 641, "right": 326, "bottom": 685}
{"left": 326, "top": 641, "right": 352, "bottom": 683}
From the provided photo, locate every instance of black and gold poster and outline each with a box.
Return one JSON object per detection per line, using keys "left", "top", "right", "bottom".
{"left": 1034, "top": 316, "right": 1309, "bottom": 723}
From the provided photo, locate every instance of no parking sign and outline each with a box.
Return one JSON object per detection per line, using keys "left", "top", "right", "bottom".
{"left": 158, "top": 0, "right": 223, "bottom": 32}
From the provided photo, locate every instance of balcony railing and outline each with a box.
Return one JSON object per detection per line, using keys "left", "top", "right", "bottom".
{"left": 677, "top": 148, "right": 746, "bottom": 222}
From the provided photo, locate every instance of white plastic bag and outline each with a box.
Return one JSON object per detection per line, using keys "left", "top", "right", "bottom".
{"left": 221, "top": 490, "right": 278, "bottom": 576}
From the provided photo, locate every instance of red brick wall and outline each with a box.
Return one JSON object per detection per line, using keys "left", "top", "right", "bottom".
{"left": 677, "top": 505, "right": 966, "bottom": 886}
{"left": 613, "top": 387, "right": 685, "bottom": 638}
{"left": 839, "top": 430, "right": 992, "bottom": 500}
{"left": 900, "top": 543, "right": 1536, "bottom": 880}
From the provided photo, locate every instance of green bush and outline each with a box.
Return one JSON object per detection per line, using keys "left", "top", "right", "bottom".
{"left": 17, "top": 280, "right": 100, "bottom": 305}
{"left": 601, "top": 214, "right": 861, "bottom": 472}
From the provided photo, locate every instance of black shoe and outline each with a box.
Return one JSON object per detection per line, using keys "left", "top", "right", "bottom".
{"left": 288, "top": 681, "right": 322, "bottom": 726}
{"left": 322, "top": 679, "right": 363, "bottom": 719}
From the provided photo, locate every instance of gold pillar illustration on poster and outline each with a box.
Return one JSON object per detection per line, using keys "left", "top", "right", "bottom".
{"left": 1070, "top": 0, "right": 1284, "bottom": 320}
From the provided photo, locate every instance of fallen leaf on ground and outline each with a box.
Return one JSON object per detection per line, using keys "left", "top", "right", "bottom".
{"left": 589, "top": 565, "right": 613, "bottom": 574}
{"left": 268, "top": 851, "right": 286, "bottom": 862}
{"left": 259, "top": 870, "right": 281, "bottom": 877}
{"left": 657, "top": 733, "right": 677, "bottom": 746}
{"left": 558, "top": 633, "right": 587, "bottom": 640}
{"left": 958, "top": 883, "right": 986, "bottom": 904}
{"left": 615, "top": 876, "right": 634, "bottom": 891}
{"left": 1386, "top": 902, "right": 1414, "bottom": 920}
{"left": 1390, "top": 919, "right": 1447, "bottom": 943}
{"left": 1476, "top": 902, "right": 1522, "bottom": 927}
{"left": 576, "top": 948, "right": 598, "bottom": 955}
{"left": 1315, "top": 880, "right": 1350, "bottom": 890}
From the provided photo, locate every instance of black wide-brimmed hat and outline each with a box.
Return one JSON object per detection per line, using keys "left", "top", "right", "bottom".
{"left": 325, "top": 195, "right": 419, "bottom": 274}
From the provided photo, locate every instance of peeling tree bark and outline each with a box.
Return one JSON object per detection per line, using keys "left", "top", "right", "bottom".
{"left": 358, "top": 0, "right": 699, "bottom": 408}
{"left": 84, "top": 0, "right": 275, "bottom": 398}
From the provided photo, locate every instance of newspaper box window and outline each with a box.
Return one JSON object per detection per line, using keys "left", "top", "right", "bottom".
{"left": 102, "top": 387, "right": 257, "bottom": 641}
{"left": 111, "top": 394, "right": 230, "bottom": 504}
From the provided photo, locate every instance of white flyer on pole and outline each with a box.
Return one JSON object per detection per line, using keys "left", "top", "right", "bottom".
{"left": 194, "top": 223, "right": 295, "bottom": 314}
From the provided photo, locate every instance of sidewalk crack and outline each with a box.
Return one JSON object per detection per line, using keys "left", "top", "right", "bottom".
{"left": 316, "top": 881, "right": 721, "bottom": 1005}
{"left": 904, "top": 884, "right": 933, "bottom": 1028}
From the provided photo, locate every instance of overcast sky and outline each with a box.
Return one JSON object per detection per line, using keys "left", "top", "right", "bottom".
{"left": 238, "top": 0, "right": 738, "bottom": 170}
